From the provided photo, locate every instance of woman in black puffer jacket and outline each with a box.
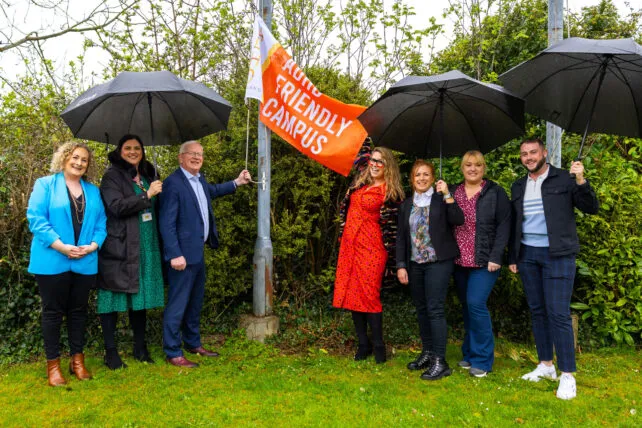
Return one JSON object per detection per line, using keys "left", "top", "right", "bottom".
{"left": 97, "top": 134, "right": 164, "bottom": 370}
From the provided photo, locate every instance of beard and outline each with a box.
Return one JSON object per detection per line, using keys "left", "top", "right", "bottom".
{"left": 526, "top": 157, "right": 547, "bottom": 173}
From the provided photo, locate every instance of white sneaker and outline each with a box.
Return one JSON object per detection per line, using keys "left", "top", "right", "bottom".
{"left": 521, "top": 363, "right": 557, "bottom": 382}
{"left": 556, "top": 373, "right": 577, "bottom": 400}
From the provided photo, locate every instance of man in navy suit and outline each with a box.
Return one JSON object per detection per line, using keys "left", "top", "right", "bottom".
{"left": 159, "top": 140, "right": 251, "bottom": 367}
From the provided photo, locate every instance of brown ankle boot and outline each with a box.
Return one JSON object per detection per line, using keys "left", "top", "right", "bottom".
{"left": 46, "top": 358, "right": 67, "bottom": 386}
{"left": 69, "top": 353, "right": 92, "bottom": 380}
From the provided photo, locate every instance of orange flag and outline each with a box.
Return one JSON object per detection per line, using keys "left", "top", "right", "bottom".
{"left": 245, "top": 17, "right": 367, "bottom": 176}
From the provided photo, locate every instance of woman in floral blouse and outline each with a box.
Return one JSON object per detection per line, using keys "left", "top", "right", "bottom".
{"left": 397, "top": 159, "right": 463, "bottom": 380}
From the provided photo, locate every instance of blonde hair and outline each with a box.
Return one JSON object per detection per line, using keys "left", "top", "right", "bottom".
{"left": 352, "top": 147, "right": 404, "bottom": 202}
{"left": 460, "top": 150, "right": 486, "bottom": 175}
{"left": 409, "top": 159, "right": 435, "bottom": 192}
{"left": 49, "top": 141, "right": 95, "bottom": 181}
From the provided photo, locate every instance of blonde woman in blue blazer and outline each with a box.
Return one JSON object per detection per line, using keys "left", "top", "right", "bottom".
{"left": 27, "top": 141, "right": 107, "bottom": 386}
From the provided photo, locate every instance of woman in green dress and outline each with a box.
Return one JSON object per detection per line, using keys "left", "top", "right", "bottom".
{"left": 98, "top": 134, "right": 165, "bottom": 369}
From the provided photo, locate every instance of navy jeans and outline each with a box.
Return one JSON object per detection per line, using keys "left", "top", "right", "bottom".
{"left": 518, "top": 245, "right": 577, "bottom": 373}
{"left": 163, "top": 260, "right": 206, "bottom": 358}
{"left": 408, "top": 259, "right": 454, "bottom": 359}
{"left": 453, "top": 266, "right": 499, "bottom": 372}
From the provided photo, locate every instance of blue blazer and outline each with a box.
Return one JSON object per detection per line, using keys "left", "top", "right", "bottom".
{"left": 27, "top": 173, "right": 107, "bottom": 275}
{"left": 159, "top": 168, "right": 236, "bottom": 265}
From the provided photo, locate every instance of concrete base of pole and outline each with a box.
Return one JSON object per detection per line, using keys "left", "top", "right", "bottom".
{"left": 239, "top": 314, "right": 279, "bottom": 343}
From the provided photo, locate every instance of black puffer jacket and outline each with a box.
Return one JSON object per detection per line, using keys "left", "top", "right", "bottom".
{"left": 98, "top": 152, "right": 159, "bottom": 293}
{"left": 451, "top": 180, "right": 511, "bottom": 266}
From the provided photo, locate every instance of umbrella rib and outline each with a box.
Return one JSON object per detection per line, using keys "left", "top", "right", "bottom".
{"left": 442, "top": 88, "right": 521, "bottom": 127}
{"left": 126, "top": 93, "right": 146, "bottom": 136}
{"left": 521, "top": 54, "right": 605, "bottom": 99}
{"left": 374, "top": 97, "right": 429, "bottom": 146}
{"left": 441, "top": 91, "right": 477, "bottom": 141}
{"left": 157, "top": 91, "right": 225, "bottom": 142}
{"left": 611, "top": 60, "right": 642, "bottom": 137}
{"left": 566, "top": 57, "right": 608, "bottom": 132}
{"left": 153, "top": 92, "right": 185, "bottom": 143}
{"left": 72, "top": 96, "right": 113, "bottom": 138}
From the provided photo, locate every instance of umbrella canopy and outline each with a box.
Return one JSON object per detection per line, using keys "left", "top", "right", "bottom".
{"left": 500, "top": 37, "right": 642, "bottom": 141}
{"left": 358, "top": 70, "right": 525, "bottom": 164}
{"left": 61, "top": 70, "right": 233, "bottom": 146}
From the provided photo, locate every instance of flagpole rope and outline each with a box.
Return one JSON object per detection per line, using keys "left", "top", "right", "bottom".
{"left": 246, "top": 105, "right": 250, "bottom": 171}
{"left": 244, "top": 101, "right": 260, "bottom": 184}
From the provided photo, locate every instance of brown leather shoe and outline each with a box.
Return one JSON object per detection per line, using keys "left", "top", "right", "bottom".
{"left": 46, "top": 358, "right": 67, "bottom": 387}
{"left": 186, "top": 346, "right": 219, "bottom": 357}
{"left": 69, "top": 353, "right": 92, "bottom": 380}
{"left": 166, "top": 356, "right": 199, "bottom": 368}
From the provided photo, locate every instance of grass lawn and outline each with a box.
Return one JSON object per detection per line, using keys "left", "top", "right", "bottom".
{"left": 0, "top": 335, "right": 640, "bottom": 427}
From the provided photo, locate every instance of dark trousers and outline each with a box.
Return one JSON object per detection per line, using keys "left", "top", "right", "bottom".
{"left": 100, "top": 309, "right": 147, "bottom": 352}
{"left": 35, "top": 272, "right": 95, "bottom": 360}
{"left": 351, "top": 311, "right": 384, "bottom": 348}
{"left": 409, "top": 259, "right": 454, "bottom": 359}
{"left": 453, "top": 266, "right": 499, "bottom": 372}
{"left": 518, "top": 245, "right": 577, "bottom": 373}
{"left": 163, "top": 260, "right": 205, "bottom": 358}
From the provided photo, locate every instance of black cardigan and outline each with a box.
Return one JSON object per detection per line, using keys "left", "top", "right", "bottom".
{"left": 396, "top": 191, "right": 464, "bottom": 269}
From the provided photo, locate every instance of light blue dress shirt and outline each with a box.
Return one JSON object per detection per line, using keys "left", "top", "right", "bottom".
{"left": 181, "top": 167, "right": 209, "bottom": 242}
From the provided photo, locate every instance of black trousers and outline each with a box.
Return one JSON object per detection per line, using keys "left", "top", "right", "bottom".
{"left": 35, "top": 272, "right": 95, "bottom": 360}
{"left": 409, "top": 259, "right": 454, "bottom": 358}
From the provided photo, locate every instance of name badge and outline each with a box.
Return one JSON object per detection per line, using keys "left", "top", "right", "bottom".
{"left": 142, "top": 212, "right": 153, "bottom": 222}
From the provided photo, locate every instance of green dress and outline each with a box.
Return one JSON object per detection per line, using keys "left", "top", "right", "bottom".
{"left": 97, "top": 178, "right": 165, "bottom": 313}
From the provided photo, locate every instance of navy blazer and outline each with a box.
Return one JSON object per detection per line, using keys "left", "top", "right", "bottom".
{"left": 159, "top": 168, "right": 236, "bottom": 265}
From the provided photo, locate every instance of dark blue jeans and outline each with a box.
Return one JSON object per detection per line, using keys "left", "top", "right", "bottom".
{"left": 518, "top": 245, "right": 577, "bottom": 373}
{"left": 453, "top": 266, "right": 499, "bottom": 372}
{"left": 408, "top": 259, "right": 454, "bottom": 359}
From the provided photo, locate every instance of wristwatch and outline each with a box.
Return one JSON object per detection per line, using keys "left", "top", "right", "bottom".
{"left": 443, "top": 192, "right": 453, "bottom": 200}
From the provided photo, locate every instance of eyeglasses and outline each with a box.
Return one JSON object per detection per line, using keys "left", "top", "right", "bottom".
{"left": 182, "top": 151, "right": 204, "bottom": 158}
{"left": 369, "top": 158, "right": 385, "bottom": 168}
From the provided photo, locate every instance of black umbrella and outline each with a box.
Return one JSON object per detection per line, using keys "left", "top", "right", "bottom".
{"left": 61, "top": 70, "right": 232, "bottom": 146}
{"left": 358, "top": 70, "right": 525, "bottom": 176}
{"left": 499, "top": 37, "right": 642, "bottom": 158}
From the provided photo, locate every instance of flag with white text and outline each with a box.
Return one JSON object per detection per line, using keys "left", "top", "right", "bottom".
{"left": 245, "top": 17, "right": 367, "bottom": 176}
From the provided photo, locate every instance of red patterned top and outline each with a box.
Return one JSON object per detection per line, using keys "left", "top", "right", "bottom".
{"left": 453, "top": 181, "right": 486, "bottom": 267}
{"left": 333, "top": 184, "right": 388, "bottom": 312}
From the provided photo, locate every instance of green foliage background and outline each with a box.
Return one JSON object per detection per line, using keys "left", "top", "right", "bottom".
{"left": 1, "top": 0, "right": 641, "bottom": 362}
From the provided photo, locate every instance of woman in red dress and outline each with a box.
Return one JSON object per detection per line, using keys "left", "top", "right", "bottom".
{"left": 333, "top": 145, "right": 404, "bottom": 363}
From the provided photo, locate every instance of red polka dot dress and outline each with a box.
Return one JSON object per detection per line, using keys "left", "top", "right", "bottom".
{"left": 333, "top": 184, "right": 387, "bottom": 313}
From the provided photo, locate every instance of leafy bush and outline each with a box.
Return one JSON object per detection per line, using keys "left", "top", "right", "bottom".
{"left": 572, "top": 136, "right": 642, "bottom": 346}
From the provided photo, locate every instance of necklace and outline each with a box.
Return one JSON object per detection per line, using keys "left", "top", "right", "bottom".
{"left": 68, "top": 188, "right": 85, "bottom": 224}
{"left": 133, "top": 175, "right": 148, "bottom": 192}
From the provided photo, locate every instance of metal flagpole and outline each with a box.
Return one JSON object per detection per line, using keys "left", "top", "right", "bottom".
{"left": 253, "top": 0, "right": 273, "bottom": 318}
{"left": 546, "top": 0, "right": 564, "bottom": 167}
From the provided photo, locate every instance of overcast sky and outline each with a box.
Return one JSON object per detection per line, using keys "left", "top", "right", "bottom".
{"left": 0, "top": 0, "right": 635, "bottom": 84}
